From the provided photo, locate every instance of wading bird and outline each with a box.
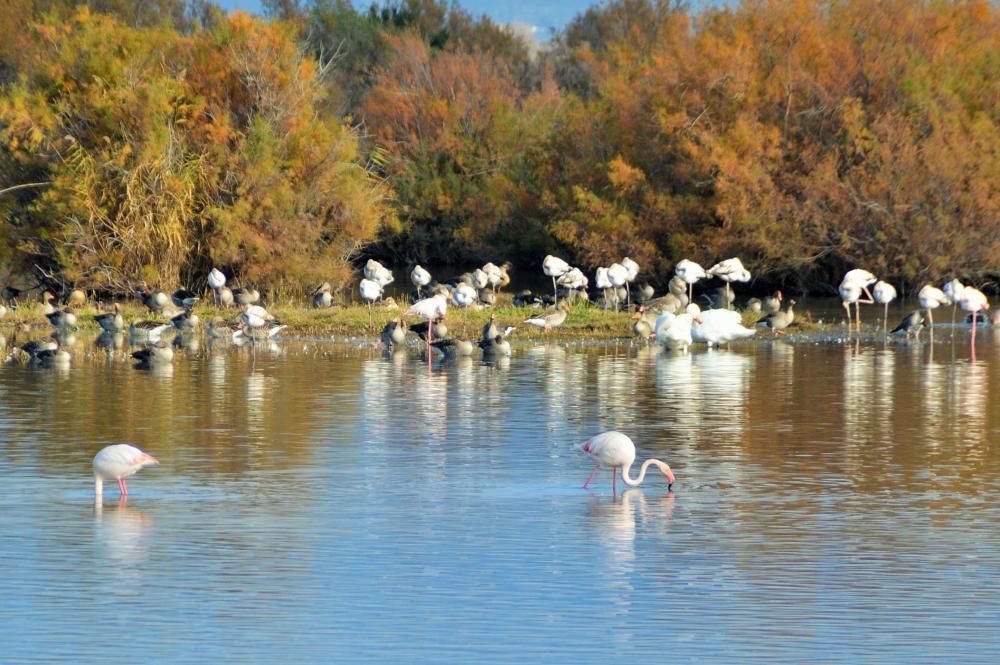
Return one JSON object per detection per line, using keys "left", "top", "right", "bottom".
{"left": 576, "top": 431, "right": 675, "bottom": 496}
{"left": 93, "top": 444, "right": 159, "bottom": 498}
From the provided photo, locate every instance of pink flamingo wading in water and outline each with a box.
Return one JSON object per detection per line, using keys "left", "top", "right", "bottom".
{"left": 577, "top": 431, "right": 675, "bottom": 496}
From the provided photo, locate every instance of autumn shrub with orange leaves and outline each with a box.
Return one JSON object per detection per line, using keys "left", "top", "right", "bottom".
{"left": 0, "top": 8, "right": 394, "bottom": 294}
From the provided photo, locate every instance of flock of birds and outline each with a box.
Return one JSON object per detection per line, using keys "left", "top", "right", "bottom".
{"left": 73, "top": 255, "right": 995, "bottom": 501}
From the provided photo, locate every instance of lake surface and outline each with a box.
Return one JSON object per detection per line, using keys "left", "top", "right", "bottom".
{"left": 1, "top": 313, "right": 998, "bottom": 663}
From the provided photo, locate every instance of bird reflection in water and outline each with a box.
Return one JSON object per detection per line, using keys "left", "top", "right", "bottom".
{"left": 94, "top": 497, "right": 153, "bottom": 584}
{"left": 587, "top": 489, "right": 675, "bottom": 575}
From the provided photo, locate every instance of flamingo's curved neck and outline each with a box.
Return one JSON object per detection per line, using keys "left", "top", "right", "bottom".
{"left": 621, "top": 459, "right": 674, "bottom": 488}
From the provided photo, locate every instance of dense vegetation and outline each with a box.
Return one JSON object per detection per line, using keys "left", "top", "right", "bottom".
{"left": 1, "top": 0, "right": 997, "bottom": 296}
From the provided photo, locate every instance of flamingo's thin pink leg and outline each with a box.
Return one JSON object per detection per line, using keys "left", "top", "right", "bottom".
{"left": 118, "top": 478, "right": 128, "bottom": 495}
{"left": 612, "top": 468, "right": 617, "bottom": 496}
{"left": 583, "top": 464, "right": 600, "bottom": 489}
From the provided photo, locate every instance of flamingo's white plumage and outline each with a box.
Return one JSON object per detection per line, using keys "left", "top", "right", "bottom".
{"left": 93, "top": 444, "right": 159, "bottom": 497}
{"left": 405, "top": 293, "right": 449, "bottom": 360}
{"left": 872, "top": 280, "right": 897, "bottom": 332}
{"left": 839, "top": 269, "right": 877, "bottom": 331}
{"left": 918, "top": 284, "right": 950, "bottom": 329}
{"left": 708, "top": 257, "right": 751, "bottom": 284}
{"left": 410, "top": 265, "right": 431, "bottom": 298}
{"left": 207, "top": 268, "right": 226, "bottom": 291}
{"left": 655, "top": 311, "right": 695, "bottom": 352}
{"left": 543, "top": 255, "right": 571, "bottom": 304}
{"left": 675, "top": 259, "right": 707, "bottom": 304}
{"left": 959, "top": 287, "right": 989, "bottom": 347}
{"left": 576, "top": 431, "right": 675, "bottom": 496}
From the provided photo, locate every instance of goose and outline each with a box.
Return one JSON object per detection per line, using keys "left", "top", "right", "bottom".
{"left": 632, "top": 308, "right": 653, "bottom": 340}
{"left": 46, "top": 307, "right": 77, "bottom": 330}
{"left": 890, "top": 311, "right": 925, "bottom": 339}
{"left": 41, "top": 291, "right": 57, "bottom": 316}
{"left": 762, "top": 290, "right": 782, "bottom": 314}
{"left": 171, "top": 308, "right": 200, "bottom": 332}
{"left": 758, "top": 299, "right": 796, "bottom": 334}
{"left": 131, "top": 340, "right": 174, "bottom": 364}
{"left": 524, "top": 301, "right": 570, "bottom": 332}
{"left": 136, "top": 284, "right": 170, "bottom": 313}
{"left": 216, "top": 286, "right": 234, "bottom": 308}
{"left": 129, "top": 320, "right": 172, "bottom": 342}
{"left": 65, "top": 289, "right": 87, "bottom": 308}
{"left": 94, "top": 303, "right": 124, "bottom": 333}
{"left": 232, "top": 287, "right": 260, "bottom": 306}
{"left": 207, "top": 317, "right": 243, "bottom": 339}
{"left": 380, "top": 318, "right": 407, "bottom": 348}
{"left": 171, "top": 288, "right": 200, "bottom": 308}
{"left": 312, "top": 281, "right": 333, "bottom": 309}
{"left": 431, "top": 337, "right": 476, "bottom": 357}
{"left": 512, "top": 290, "right": 543, "bottom": 308}
{"left": 482, "top": 313, "right": 500, "bottom": 341}
{"left": 479, "top": 333, "right": 512, "bottom": 357}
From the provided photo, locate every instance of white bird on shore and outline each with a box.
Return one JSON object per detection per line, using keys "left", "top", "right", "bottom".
{"left": 595, "top": 267, "right": 613, "bottom": 307}
{"left": 410, "top": 265, "right": 431, "bottom": 299}
{"left": 692, "top": 309, "right": 755, "bottom": 346}
{"left": 208, "top": 268, "right": 226, "bottom": 305}
{"left": 93, "top": 444, "right": 159, "bottom": 498}
{"left": 576, "top": 431, "right": 675, "bottom": 496}
{"left": 543, "top": 255, "right": 571, "bottom": 305}
{"left": 675, "top": 259, "right": 707, "bottom": 304}
{"left": 365, "top": 259, "right": 394, "bottom": 288}
{"left": 655, "top": 311, "right": 696, "bottom": 352}
{"left": 872, "top": 280, "right": 897, "bottom": 332}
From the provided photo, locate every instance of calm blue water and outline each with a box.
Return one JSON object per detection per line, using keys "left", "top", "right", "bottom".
{"left": 0, "top": 328, "right": 999, "bottom": 663}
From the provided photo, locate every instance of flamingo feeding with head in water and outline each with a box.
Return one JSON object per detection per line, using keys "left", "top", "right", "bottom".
{"left": 93, "top": 444, "right": 159, "bottom": 498}
{"left": 576, "top": 431, "right": 675, "bottom": 496}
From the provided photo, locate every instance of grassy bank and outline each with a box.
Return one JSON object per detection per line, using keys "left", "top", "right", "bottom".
{"left": 4, "top": 293, "right": 831, "bottom": 342}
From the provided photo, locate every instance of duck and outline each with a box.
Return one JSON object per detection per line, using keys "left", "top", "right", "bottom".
{"left": 758, "top": 299, "right": 796, "bottom": 334}
{"left": 94, "top": 303, "right": 125, "bottom": 333}
{"left": 65, "top": 288, "right": 87, "bottom": 308}
{"left": 512, "top": 290, "right": 544, "bottom": 308}
{"left": 409, "top": 319, "right": 448, "bottom": 341}
{"left": 19, "top": 337, "right": 59, "bottom": 362}
{"left": 524, "top": 300, "right": 570, "bottom": 332}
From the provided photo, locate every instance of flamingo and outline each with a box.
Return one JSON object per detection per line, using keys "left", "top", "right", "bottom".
{"left": 607, "top": 263, "right": 629, "bottom": 309}
{"left": 942, "top": 278, "right": 965, "bottom": 326}
{"left": 93, "top": 444, "right": 159, "bottom": 498}
{"left": 958, "top": 287, "right": 989, "bottom": 347}
{"left": 482, "top": 262, "right": 507, "bottom": 294}
{"left": 405, "top": 292, "right": 448, "bottom": 364}
{"left": 675, "top": 259, "right": 707, "bottom": 305}
{"left": 543, "top": 255, "right": 571, "bottom": 305}
{"left": 208, "top": 268, "right": 226, "bottom": 305}
{"left": 576, "top": 431, "right": 675, "bottom": 496}
{"left": 917, "top": 284, "right": 950, "bottom": 330}
{"left": 707, "top": 258, "right": 751, "bottom": 308}
{"left": 621, "top": 257, "right": 639, "bottom": 307}
{"left": 452, "top": 283, "right": 478, "bottom": 334}
{"left": 410, "top": 265, "right": 431, "bottom": 299}
{"left": 872, "top": 281, "right": 897, "bottom": 332}
{"left": 364, "top": 259, "right": 394, "bottom": 288}
{"left": 360, "top": 277, "right": 383, "bottom": 330}
{"left": 839, "top": 269, "right": 877, "bottom": 331}
{"left": 557, "top": 267, "right": 588, "bottom": 303}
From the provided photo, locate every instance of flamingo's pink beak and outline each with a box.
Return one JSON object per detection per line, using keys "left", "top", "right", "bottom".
{"left": 663, "top": 467, "right": 676, "bottom": 488}
{"left": 143, "top": 454, "right": 160, "bottom": 466}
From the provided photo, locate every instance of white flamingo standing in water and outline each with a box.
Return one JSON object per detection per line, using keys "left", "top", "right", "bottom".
{"left": 959, "top": 287, "right": 989, "bottom": 349}
{"left": 917, "top": 284, "right": 950, "bottom": 330}
{"left": 943, "top": 278, "right": 965, "bottom": 326}
{"left": 872, "top": 280, "right": 897, "bottom": 332}
{"left": 359, "top": 278, "right": 383, "bottom": 331}
{"left": 576, "top": 431, "right": 675, "bottom": 496}
{"left": 93, "top": 444, "right": 159, "bottom": 498}
{"left": 839, "top": 269, "right": 877, "bottom": 331}
{"left": 405, "top": 292, "right": 448, "bottom": 366}
{"left": 543, "top": 255, "right": 571, "bottom": 305}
